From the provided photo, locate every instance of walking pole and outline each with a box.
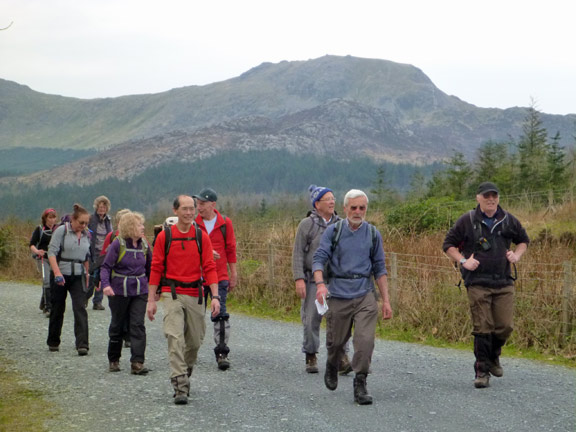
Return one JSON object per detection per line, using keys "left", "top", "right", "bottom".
{"left": 41, "top": 255, "right": 47, "bottom": 309}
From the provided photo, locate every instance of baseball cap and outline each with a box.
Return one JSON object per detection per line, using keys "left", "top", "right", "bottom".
{"left": 477, "top": 182, "right": 499, "bottom": 195}
{"left": 193, "top": 188, "right": 218, "bottom": 202}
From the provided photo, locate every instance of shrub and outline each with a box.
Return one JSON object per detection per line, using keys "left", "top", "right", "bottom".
{"left": 386, "top": 197, "right": 473, "bottom": 234}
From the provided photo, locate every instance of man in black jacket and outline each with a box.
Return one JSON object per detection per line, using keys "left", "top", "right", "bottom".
{"left": 443, "top": 182, "right": 529, "bottom": 388}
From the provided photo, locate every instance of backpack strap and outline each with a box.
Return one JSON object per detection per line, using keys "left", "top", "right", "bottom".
{"left": 220, "top": 216, "right": 227, "bottom": 250}
{"left": 161, "top": 223, "right": 204, "bottom": 301}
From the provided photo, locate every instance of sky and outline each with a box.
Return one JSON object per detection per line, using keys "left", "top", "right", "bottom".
{"left": 1, "top": 0, "right": 574, "bottom": 115}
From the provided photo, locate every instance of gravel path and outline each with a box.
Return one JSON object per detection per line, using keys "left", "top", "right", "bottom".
{"left": 0, "top": 282, "right": 574, "bottom": 432}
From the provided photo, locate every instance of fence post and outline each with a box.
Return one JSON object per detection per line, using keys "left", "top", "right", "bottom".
{"left": 561, "top": 261, "right": 573, "bottom": 346}
{"left": 389, "top": 252, "right": 398, "bottom": 311}
{"left": 268, "top": 241, "right": 275, "bottom": 288}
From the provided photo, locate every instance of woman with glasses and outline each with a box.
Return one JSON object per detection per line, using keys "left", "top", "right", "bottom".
{"left": 47, "top": 204, "right": 92, "bottom": 356}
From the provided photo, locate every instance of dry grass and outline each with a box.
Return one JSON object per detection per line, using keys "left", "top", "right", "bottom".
{"left": 2, "top": 203, "right": 575, "bottom": 361}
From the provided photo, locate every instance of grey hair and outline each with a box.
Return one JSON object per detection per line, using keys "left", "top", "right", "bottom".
{"left": 343, "top": 189, "right": 369, "bottom": 207}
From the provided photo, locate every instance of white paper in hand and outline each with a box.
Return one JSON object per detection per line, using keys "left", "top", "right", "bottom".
{"left": 315, "top": 295, "right": 328, "bottom": 315}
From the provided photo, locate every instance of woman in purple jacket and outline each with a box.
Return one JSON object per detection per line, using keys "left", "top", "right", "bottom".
{"left": 101, "top": 211, "right": 152, "bottom": 375}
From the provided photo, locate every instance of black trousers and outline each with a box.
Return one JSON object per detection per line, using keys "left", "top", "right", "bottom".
{"left": 47, "top": 275, "right": 89, "bottom": 349}
{"left": 107, "top": 294, "right": 147, "bottom": 363}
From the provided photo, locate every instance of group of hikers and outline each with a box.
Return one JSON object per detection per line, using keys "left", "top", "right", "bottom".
{"left": 29, "top": 181, "right": 529, "bottom": 405}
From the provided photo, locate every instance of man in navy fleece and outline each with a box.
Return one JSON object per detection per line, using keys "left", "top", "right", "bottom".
{"left": 313, "top": 189, "right": 392, "bottom": 405}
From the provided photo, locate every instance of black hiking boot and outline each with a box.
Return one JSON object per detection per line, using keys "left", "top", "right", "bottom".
{"left": 324, "top": 361, "right": 338, "bottom": 391}
{"left": 353, "top": 373, "right": 373, "bottom": 405}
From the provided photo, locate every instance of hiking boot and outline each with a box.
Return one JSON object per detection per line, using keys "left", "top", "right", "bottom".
{"left": 77, "top": 348, "right": 89, "bottom": 356}
{"left": 109, "top": 361, "right": 121, "bottom": 372}
{"left": 474, "top": 372, "right": 490, "bottom": 388}
{"left": 48, "top": 346, "right": 59, "bottom": 352}
{"left": 93, "top": 303, "right": 105, "bottom": 311}
{"left": 131, "top": 362, "right": 149, "bottom": 375}
{"left": 186, "top": 367, "right": 193, "bottom": 377}
{"left": 174, "top": 393, "right": 188, "bottom": 405}
{"left": 353, "top": 373, "right": 373, "bottom": 405}
{"left": 217, "top": 354, "right": 230, "bottom": 371}
{"left": 324, "top": 361, "right": 338, "bottom": 391}
{"left": 171, "top": 374, "right": 190, "bottom": 405}
{"left": 488, "top": 358, "right": 503, "bottom": 377}
{"left": 339, "top": 354, "right": 353, "bottom": 375}
{"left": 305, "top": 353, "right": 319, "bottom": 374}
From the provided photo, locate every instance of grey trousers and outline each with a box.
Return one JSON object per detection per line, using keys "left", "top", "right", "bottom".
{"left": 325, "top": 291, "right": 378, "bottom": 375}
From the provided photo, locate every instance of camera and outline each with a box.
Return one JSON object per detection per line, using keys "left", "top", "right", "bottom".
{"left": 478, "top": 237, "right": 491, "bottom": 251}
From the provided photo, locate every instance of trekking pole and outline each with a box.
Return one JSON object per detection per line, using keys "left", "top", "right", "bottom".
{"left": 41, "top": 256, "right": 47, "bottom": 307}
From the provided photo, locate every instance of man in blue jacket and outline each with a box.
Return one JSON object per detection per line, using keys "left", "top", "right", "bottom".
{"left": 313, "top": 189, "right": 392, "bottom": 405}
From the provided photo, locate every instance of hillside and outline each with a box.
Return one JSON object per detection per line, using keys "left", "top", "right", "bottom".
{"left": 1, "top": 55, "right": 575, "bottom": 188}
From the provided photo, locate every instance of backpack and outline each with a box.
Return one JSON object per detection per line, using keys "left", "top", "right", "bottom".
{"left": 115, "top": 237, "right": 150, "bottom": 264}
{"left": 330, "top": 219, "right": 378, "bottom": 258}
{"left": 219, "top": 215, "right": 228, "bottom": 250}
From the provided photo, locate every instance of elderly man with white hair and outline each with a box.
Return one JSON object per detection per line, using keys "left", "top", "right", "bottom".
{"left": 313, "top": 189, "right": 392, "bottom": 405}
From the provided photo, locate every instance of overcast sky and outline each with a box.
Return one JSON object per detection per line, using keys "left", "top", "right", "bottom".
{"left": 1, "top": 0, "right": 574, "bottom": 115}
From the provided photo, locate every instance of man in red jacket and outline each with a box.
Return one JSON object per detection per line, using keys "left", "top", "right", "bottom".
{"left": 147, "top": 195, "right": 220, "bottom": 405}
{"left": 193, "top": 188, "right": 237, "bottom": 371}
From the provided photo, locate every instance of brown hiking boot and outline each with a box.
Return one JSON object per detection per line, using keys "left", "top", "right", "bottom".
{"left": 171, "top": 374, "right": 190, "bottom": 405}
{"left": 305, "top": 353, "right": 318, "bottom": 373}
{"left": 131, "top": 362, "right": 149, "bottom": 375}
{"left": 339, "top": 354, "right": 353, "bottom": 375}
{"left": 474, "top": 372, "right": 490, "bottom": 388}
{"left": 109, "top": 361, "right": 121, "bottom": 372}
{"left": 488, "top": 358, "right": 503, "bottom": 377}
{"left": 217, "top": 354, "right": 231, "bottom": 371}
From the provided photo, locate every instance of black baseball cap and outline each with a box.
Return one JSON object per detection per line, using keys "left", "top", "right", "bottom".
{"left": 193, "top": 188, "right": 218, "bottom": 202}
{"left": 477, "top": 182, "right": 499, "bottom": 195}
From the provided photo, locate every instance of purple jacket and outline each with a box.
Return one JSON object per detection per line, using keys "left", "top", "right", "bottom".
{"left": 100, "top": 237, "right": 152, "bottom": 297}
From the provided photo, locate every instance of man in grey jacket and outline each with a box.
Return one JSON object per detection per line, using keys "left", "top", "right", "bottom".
{"left": 313, "top": 189, "right": 392, "bottom": 405}
{"left": 292, "top": 185, "right": 351, "bottom": 374}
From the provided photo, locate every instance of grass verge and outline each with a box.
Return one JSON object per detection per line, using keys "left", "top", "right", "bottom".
{"left": 0, "top": 357, "right": 59, "bottom": 432}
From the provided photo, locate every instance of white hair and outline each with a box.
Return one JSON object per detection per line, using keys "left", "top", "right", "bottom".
{"left": 343, "top": 189, "right": 369, "bottom": 207}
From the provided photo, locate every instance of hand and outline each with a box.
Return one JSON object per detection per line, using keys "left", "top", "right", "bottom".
{"left": 295, "top": 279, "right": 306, "bottom": 299}
{"left": 506, "top": 250, "right": 520, "bottom": 263}
{"left": 229, "top": 273, "right": 237, "bottom": 292}
{"left": 211, "top": 298, "right": 221, "bottom": 318}
{"left": 381, "top": 301, "right": 393, "bottom": 320}
{"left": 103, "top": 286, "right": 114, "bottom": 297}
{"left": 462, "top": 253, "right": 480, "bottom": 271}
{"left": 315, "top": 283, "right": 328, "bottom": 305}
{"left": 54, "top": 275, "right": 65, "bottom": 286}
{"left": 36, "top": 250, "right": 45, "bottom": 257}
{"left": 213, "top": 250, "right": 221, "bottom": 260}
{"left": 146, "top": 300, "right": 157, "bottom": 321}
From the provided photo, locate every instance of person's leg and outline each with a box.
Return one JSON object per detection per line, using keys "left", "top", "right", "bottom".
{"left": 324, "top": 298, "right": 354, "bottom": 390}
{"left": 212, "top": 280, "right": 231, "bottom": 370}
{"left": 490, "top": 285, "right": 515, "bottom": 377}
{"left": 162, "top": 294, "right": 188, "bottom": 378}
{"left": 162, "top": 294, "right": 190, "bottom": 404}
{"left": 301, "top": 280, "right": 323, "bottom": 372}
{"left": 183, "top": 295, "right": 206, "bottom": 374}
{"left": 467, "top": 285, "right": 495, "bottom": 388}
{"left": 107, "top": 295, "right": 128, "bottom": 364}
{"left": 69, "top": 276, "right": 89, "bottom": 352}
{"left": 350, "top": 292, "right": 378, "bottom": 375}
{"left": 47, "top": 276, "right": 67, "bottom": 349}
{"left": 128, "top": 294, "right": 147, "bottom": 366}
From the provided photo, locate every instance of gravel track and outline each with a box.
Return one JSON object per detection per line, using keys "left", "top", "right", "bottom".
{"left": 0, "top": 282, "right": 574, "bottom": 432}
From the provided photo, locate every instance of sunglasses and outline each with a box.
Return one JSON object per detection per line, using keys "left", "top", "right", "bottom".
{"left": 482, "top": 192, "right": 498, "bottom": 199}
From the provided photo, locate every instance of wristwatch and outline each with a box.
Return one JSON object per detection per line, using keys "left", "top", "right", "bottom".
{"left": 459, "top": 258, "right": 467, "bottom": 265}
{"left": 212, "top": 295, "right": 221, "bottom": 301}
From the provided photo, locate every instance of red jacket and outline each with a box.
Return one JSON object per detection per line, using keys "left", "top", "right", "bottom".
{"left": 195, "top": 210, "right": 237, "bottom": 282}
{"left": 150, "top": 224, "right": 218, "bottom": 297}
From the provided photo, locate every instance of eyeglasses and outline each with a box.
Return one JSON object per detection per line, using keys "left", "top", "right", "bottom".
{"left": 482, "top": 192, "right": 498, "bottom": 199}
{"left": 318, "top": 197, "right": 336, "bottom": 202}
{"left": 349, "top": 205, "right": 366, "bottom": 211}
